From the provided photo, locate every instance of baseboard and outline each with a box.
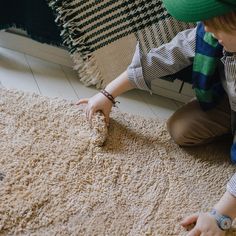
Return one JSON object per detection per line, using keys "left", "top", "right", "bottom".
{"left": 151, "top": 78, "right": 194, "bottom": 103}
{"left": 0, "top": 30, "right": 73, "bottom": 68}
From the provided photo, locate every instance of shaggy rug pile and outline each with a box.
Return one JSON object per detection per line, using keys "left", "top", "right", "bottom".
{"left": 0, "top": 88, "right": 236, "bottom": 235}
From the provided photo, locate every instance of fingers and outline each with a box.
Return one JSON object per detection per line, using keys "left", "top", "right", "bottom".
{"left": 181, "top": 213, "right": 199, "bottom": 227}
{"left": 88, "top": 108, "right": 109, "bottom": 126}
{"left": 88, "top": 108, "right": 95, "bottom": 122}
{"left": 85, "top": 106, "right": 96, "bottom": 124}
{"left": 186, "top": 228, "right": 201, "bottom": 236}
{"left": 78, "top": 99, "right": 92, "bottom": 121}
{"left": 76, "top": 98, "right": 110, "bottom": 126}
{"left": 76, "top": 98, "right": 89, "bottom": 105}
{"left": 85, "top": 106, "right": 92, "bottom": 121}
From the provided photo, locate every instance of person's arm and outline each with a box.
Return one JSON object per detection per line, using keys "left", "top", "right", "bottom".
{"left": 127, "top": 27, "right": 197, "bottom": 91}
{"left": 214, "top": 191, "right": 236, "bottom": 220}
{"left": 104, "top": 70, "right": 134, "bottom": 97}
{"left": 77, "top": 71, "right": 134, "bottom": 125}
{"left": 78, "top": 27, "right": 197, "bottom": 124}
{"left": 181, "top": 174, "right": 236, "bottom": 235}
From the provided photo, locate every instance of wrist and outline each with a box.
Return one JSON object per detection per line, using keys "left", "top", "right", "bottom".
{"left": 100, "top": 89, "right": 120, "bottom": 107}
{"left": 214, "top": 191, "right": 236, "bottom": 220}
{"left": 104, "top": 71, "right": 134, "bottom": 98}
{"left": 209, "top": 208, "right": 232, "bottom": 231}
{"left": 103, "top": 87, "right": 117, "bottom": 98}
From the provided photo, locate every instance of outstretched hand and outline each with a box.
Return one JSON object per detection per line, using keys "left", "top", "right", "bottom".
{"left": 77, "top": 92, "right": 113, "bottom": 126}
{"left": 181, "top": 213, "right": 225, "bottom": 236}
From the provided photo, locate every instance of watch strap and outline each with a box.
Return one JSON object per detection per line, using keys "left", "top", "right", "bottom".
{"left": 210, "top": 208, "right": 232, "bottom": 231}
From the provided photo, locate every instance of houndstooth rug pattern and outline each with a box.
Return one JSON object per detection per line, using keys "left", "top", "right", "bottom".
{"left": 47, "top": 0, "right": 195, "bottom": 87}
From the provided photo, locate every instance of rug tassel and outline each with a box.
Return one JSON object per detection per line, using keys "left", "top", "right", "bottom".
{"left": 72, "top": 53, "right": 103, "bottom": 88}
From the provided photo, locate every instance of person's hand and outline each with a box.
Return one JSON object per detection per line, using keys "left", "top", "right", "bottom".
{"left": 77, "top": 93, "right": 113, "bottom": 126}
{"left": 181, "top": 213, "right": 225, "bottom": 236}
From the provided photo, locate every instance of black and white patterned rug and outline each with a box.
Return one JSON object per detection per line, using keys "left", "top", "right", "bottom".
{"left": 47, "top": 0, "right": 195, "bottom": 87}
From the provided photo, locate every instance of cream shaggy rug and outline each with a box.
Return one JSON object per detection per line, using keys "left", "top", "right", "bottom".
{"left": 0, "top": 88, "right": 236, "bottom": 236}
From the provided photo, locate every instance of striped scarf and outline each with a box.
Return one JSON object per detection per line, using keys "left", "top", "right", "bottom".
{"left": 192, "top": 23, "right": 225, "bottom": 110}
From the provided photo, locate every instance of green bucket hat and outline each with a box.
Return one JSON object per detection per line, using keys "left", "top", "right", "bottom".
{"left": 162, "top": 0, "right": 236, "bottom": 22}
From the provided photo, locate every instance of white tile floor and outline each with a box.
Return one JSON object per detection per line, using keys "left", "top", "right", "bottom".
{"left": 0, "top": 46, "right": 183, "bottom": 120}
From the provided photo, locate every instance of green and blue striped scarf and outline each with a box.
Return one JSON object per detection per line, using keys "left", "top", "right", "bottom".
{"left": 192, "top": 23, "right": 225, "bottom": 110}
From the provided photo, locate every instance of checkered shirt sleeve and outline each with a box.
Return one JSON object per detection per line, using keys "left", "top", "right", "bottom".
{"left": 127, "top": 27, "right": 197, "bottom": 91}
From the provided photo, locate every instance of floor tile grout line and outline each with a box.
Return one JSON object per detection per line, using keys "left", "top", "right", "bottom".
{"left": 24, "top": 54, "right": 42, "bottom": 95}
{"left": 60, "top": 65, "right": 80, "bottom": 100}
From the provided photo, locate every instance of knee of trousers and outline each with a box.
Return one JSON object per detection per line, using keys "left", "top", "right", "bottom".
{"left": 166, "top": 115, "right": 195, "bottom": 146}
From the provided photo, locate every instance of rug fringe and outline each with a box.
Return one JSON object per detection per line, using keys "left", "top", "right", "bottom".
{"left": 47, "top": 0, "right": 103, "bottom": 88}
{"left": 72, "top": 53, "right": 103, "bottom": 88}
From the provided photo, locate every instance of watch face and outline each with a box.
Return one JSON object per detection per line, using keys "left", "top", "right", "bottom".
{"left": 220, "top": 218, "right": 232, "bottom": 230}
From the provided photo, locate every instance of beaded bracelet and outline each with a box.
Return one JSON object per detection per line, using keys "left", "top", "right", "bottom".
{"left": 100, "top": 89, "right": 120, "bottom": 107}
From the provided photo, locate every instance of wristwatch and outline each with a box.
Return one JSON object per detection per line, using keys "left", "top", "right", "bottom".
{"left": 210, "top": 209, "right": 233, "bottom": 231}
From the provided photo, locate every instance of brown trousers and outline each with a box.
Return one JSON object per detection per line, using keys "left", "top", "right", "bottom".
{"left": 167, "top": 96, "right": 232, "bottom": 146}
